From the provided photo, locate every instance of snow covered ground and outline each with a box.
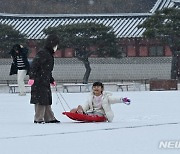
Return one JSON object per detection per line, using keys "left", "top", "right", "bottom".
{"left": 0, "top": 90, "right": 180, "bottom": 154}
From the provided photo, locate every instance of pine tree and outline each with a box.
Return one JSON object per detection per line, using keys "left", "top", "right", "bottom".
{"left": 0, "top": 23, "right": 26, "bottom": 58}
{"left": 44, "top": 22, "right": 121, "bottom": 83}
{"left": 139, "top": 7, "right": 180, "bottom": 79}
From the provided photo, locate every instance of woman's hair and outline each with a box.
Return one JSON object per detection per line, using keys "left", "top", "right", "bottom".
{"left": 9, "top": 44, "right": 22, "bottom": 55}
{"left": 92, "top": 82, "right": 104, "bottom": 88}
{"left": 12, "top": 44, "right": 21, "bottom": 51}
{"left": 44, "top": 34, "right": 59, "bottom": 50}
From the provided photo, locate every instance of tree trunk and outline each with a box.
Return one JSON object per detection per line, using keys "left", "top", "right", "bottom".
{"left": 82, "top": 58, "right": 91, "bottom": 84}
{"left": 76, "top": 49, "right": 92, "bottom": 84}
{"left": 171, "top": 50, "right": 178, "bottom": 79}
{"left": 176, "top": 52, "right": 180, "bottom": 81}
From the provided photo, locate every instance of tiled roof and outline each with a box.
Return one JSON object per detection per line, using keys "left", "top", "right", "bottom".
{"left": 0, "top": 0, "right": 178, "bottom": 39}
{"left": 0, "top": 13, "right": 150, "bottom": 39}
{"left": 150, "top": 0, "right": 178, "bottom": 13}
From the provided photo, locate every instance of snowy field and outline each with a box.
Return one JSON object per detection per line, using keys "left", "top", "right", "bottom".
{"left": 0, "top": 90, "right": 180, "bottom": 154}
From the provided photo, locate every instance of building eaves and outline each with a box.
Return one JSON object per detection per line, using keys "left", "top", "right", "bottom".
{"left": 0, "top": 13, "right": 151, "bottom": 18}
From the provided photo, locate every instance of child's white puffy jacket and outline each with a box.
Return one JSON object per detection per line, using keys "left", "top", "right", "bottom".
{"left": 82, "top": 91, "right": 124, "bottom": 122}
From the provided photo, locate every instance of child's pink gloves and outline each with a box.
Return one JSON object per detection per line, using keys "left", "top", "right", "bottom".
{"left": 122, "top": 97, "right": 131, "bottom": 105}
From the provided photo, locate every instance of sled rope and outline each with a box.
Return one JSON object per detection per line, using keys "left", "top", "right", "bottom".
{"left": 54, "top": 87, "right": 71, "bottom": 111}
{"left": 58, "top": 91, "right": 71, "bottom": 110}
{"left": 55, "top": 91, "right": 67, "bottom": 111}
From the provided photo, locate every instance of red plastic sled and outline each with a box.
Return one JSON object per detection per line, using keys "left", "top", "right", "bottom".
{"left": 62, "top": 112, "right": 107, "bottom": 122}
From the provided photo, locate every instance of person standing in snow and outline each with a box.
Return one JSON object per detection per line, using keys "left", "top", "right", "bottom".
{"left": 70, "top": 81, "right": 131, "bottom": 122}
{"left": 28, "top": 34, "right": 60, "bottom": 124}
{"left": 9, "top": 44, "right": 30, "bottom": 96}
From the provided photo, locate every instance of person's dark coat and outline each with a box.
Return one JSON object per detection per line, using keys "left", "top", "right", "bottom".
{"left": 9, "top": 45, "right": 30, "bottom": 75}
{"left": 29, "top": 48, "right": 55, "bottom": 105}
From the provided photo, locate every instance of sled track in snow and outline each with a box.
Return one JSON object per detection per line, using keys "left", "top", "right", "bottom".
{"left": 0, "top": 122, "right": 180, "bottom": 140}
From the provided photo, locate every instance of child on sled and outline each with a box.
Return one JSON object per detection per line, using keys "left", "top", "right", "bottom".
{"left": 70, "top": 82, "right": 131, "bottom": 122}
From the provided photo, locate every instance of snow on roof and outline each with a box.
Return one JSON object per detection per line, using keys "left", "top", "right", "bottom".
{"left": 150, "top": 0, "right": 179, "bottom": 13}
{"left": 0, "top": 13, "right": 150, "bottom": 39}
{"left": 0, "top": 0, "right": 178, "bottom": 39}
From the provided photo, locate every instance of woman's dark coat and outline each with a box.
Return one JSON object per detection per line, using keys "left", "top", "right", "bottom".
{"left": 9, "top": 47, "right": 30, "bottom": 75}
{"left": 29, "top": 48, "right": 55, "bottom": 105}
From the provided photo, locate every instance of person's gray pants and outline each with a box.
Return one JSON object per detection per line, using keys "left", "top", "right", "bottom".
{"left": 34, "top": 104, "right": 56, "bottom": 122}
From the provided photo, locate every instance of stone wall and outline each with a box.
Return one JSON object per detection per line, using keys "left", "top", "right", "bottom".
{"left": 0, "top": 57, "right": 171, "bottom": 84}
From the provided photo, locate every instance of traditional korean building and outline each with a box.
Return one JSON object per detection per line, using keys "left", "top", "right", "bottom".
{"left": 0, "top": 0, "right": 179, "bottom": 58}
